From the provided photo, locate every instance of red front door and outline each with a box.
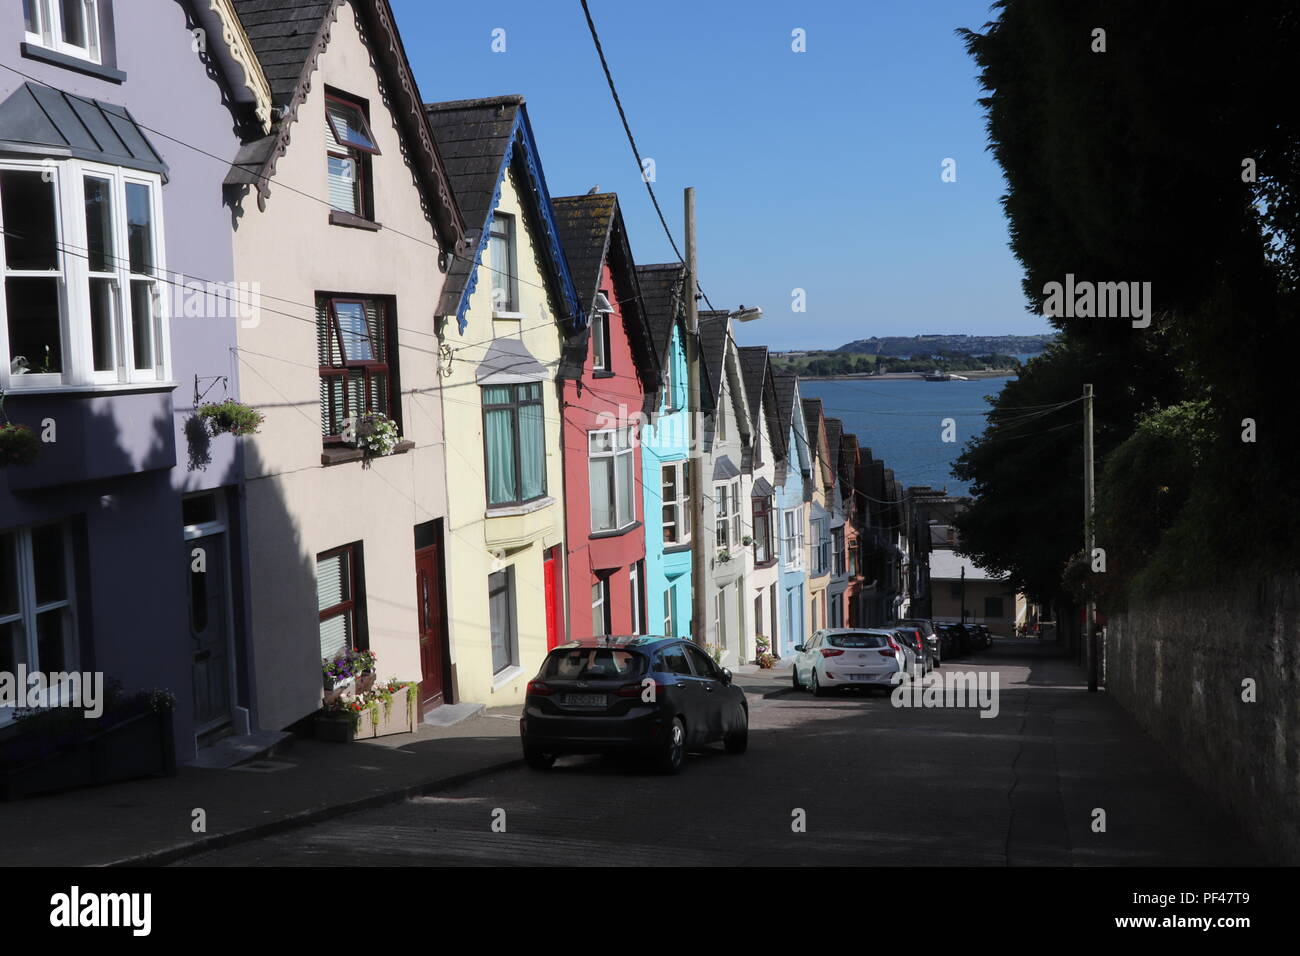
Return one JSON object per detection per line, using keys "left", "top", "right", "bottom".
{"left": 543, "top": 546, "right": 563, "bottom": 649}
{"left": 415, "top": 537, "right": 448, "bottom": 712}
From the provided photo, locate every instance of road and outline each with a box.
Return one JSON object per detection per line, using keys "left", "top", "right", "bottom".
{"left": 178, "top": 639, "right": 1262, "bottom": 867}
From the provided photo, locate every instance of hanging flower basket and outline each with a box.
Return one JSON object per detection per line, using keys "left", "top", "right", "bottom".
{"left": 198, "top": 400, "right": 264, "bottom": 437}
{"left": 0, "top": 423, "right": 39, "bottom": 467}
{"left": 341, "top": 412, "right": 400, "bottom": 457}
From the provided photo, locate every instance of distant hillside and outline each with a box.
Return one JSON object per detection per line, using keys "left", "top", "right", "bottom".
{"left": 831, "top": 334, "right": 1057, "bottom": 356}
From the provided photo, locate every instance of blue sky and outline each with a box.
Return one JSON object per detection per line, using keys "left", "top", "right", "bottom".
{"left": 393, "top": 0, "right": 1050, "bottom": 351}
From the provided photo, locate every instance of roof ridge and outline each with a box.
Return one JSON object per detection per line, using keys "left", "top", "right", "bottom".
{"left": 424, "top": 94, "right": 525, "bottom": 111}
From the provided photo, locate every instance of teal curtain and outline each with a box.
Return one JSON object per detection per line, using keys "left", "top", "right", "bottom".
{"left": 519, "top": 399, "right": 545, "bottom": 500}
{"left": 484, "top": 394, "right": 515, "bottom": 504}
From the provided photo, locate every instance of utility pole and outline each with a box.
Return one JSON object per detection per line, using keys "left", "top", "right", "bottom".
{"left": 685, "top": 187, "right": 706, "bottom": 647}
{"left": 1084, "top": 382, "right": 1097, "bottom": 692}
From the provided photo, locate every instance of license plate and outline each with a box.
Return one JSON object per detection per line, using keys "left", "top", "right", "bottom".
{"left": 561, "top": 693, "right": 607, "bottom": 707}
{"left": 849, "top": 674, "right": 873, "bottom": 681}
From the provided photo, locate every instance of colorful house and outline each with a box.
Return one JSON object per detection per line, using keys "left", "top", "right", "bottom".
{"left": 838, "top": 432, "right": 867, "bottom": 626}
{"left": 227, "top": 0, "right": 466, "bottom": 731}
{"left": 636, "top": 262, "right": 692, "bottom": 639}
{"left": 802, "top": 398, "right": 834, "bottom": 634}
{"left": 698, "top": 311, "right": 752, "bottom": 668}
{"left": 425, "top": 94, "right": 583, "bottom": 705}
{"left": 771, "top": 372, "right": 810, "bottom": 655}
{"left": 551, "top": 192, "right": 658, "bottom": 640}
{"left": 824, "top": 417, "right": 849, "bottom": 628}
{"left": 0, "top": 0, "right": 256, "bottom": 760}
{"left": 738, "top": 346, "right": 783, "bottom": 660}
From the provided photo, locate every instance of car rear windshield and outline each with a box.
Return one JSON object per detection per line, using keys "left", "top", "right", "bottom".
{"left": 543, "top": 648, "right": 643, "bottom": 680}
{"left": 826, "top": 633, "right": 889, "bottom": 649}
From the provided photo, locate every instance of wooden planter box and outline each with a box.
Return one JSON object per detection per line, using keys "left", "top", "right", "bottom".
{"left": 0, "top": 706, "right": 176, "bottom": 801}
{"left": 314, "top": 683, "right": 417, "bottom": 742}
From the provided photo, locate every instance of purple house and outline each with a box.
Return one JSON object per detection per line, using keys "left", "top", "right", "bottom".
{"left": 0, "top": 1, "right": 267, "bottom": 767}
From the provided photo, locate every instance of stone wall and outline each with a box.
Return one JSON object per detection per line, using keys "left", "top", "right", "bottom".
{"left": 1107, "top": 576, "right": 1300, "bottom": 863}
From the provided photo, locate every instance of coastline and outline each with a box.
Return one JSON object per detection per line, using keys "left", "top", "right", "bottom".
{"left": 789, "top": 368, "right": 1019, "bottom": 382}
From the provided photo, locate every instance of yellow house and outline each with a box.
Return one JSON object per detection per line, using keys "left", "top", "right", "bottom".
{"left": 425, "top": 96, "right": 586, "bottom": 705}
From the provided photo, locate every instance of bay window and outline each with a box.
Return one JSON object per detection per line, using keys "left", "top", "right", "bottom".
{"left": 714, "top": 479, "right": 741, "bottom": 550}
{"left": 24, "top": 0, "right": 101, "bottom": 64}
{"left": 1, "top": 160, "right": 166, "bottom": 388}
{"left": 661, "top": 460, "right": 691, "bottom": 544}
{"left": 317, "top": 296, "right": 393, "bottom": 441}
{"left": 589, "top": 426, "right": 635, "bottom": 532}
{"left": 483, "top": 381, "right": 546, "bottom": 507}
{"left": 1, "top": 523, "right": 78, "bottom": 716}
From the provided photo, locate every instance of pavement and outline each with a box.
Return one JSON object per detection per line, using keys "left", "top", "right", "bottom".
{"left": 0, "top": 637, "right": 1267, "bottom": 867}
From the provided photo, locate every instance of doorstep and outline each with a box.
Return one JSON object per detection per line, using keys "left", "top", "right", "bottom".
{"left": 422, "top": 702, "right": 486, "bottom": 728}
{"left": 188, "top": 731, "right": 293, "bottom": 770}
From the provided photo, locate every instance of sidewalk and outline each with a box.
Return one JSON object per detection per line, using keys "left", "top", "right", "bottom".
{"left": 0, "top": 706, "right": 525, "bottom": 867}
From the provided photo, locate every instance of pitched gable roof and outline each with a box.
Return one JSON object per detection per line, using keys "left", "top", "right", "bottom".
{"left": 635, "top": 262, "right": 685, "bottom": 364}
{"left": 551, "top": 192, "right": 659, "bottom": 394}
{"left": 424, "top": 95, "right": 583, "bottom": 332}
{"left": 802, "top": 397, "right": 835, "bottom": 490}
{"left": 824, "top": 418, "right": 843, "bottom": 485}
{"left": 226, "top": 0, "right": 465, "bottom": 252}
{"left": 697, "top": 311, "right": 730, "bottom": 410}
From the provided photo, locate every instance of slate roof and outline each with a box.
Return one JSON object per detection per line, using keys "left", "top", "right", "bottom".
{"left": 424, "top": 95, "right": 522, "bottom": 317}
{"left": 0, "top": 83, "right": 167, "bottom": 176}
{"left": 802, "top": 398, "right": 824, "bottom": 463}
{"left": 551, "top": 193, "right": 658, "bottom": 395}
{"left": 772, "top": 371, "right": 799, "bottom": 445}
{"left": 738, "top": 346, "right": 785, "bottom": 465}
{"left": 824, "top": 418, "right": 844, "bottom": 491}
{"left": 636, "top": 263, "right": 686, "bottom": 364}
{"left": 698, "top": 311, "right": 730, "bottom": 409}
{"left": 232, "top": 0, "right": 334, "bottom": 105}
{"left": 551, "top": 193, "right": 617, "bottom": 311}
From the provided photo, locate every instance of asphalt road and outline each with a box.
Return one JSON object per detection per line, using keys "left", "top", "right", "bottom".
{"left": 177, "top": 640, "right": 1263, "bottom": 867}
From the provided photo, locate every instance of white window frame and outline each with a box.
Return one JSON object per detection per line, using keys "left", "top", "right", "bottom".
{"left": 716, "top": 389, "right": 727, "bottom": 442}
{"left": 661, "top": 460, "right": 691, "bottom": 545}
{"left": 488, "top": 212, "right": 517, "bottom": 313}
{"left": 591, "top": 577, "right": 608, "bottom": 636}
{"left": 0, "top": 522, "right": 79, "bottom": 726}
{"left": 730, "top": 479, "right": 741, "bottom": 546}
{"left": 629, "top": 562, "right": 641, "bottom": 636}
{"left": 0, "top": 158, "right": 169, "bottom": 391}
{"left": 662, "top": 584, "right": 675, "bottom": 638}
{"left": 589, "top": 426, "right": 636, "bottom": 533}
{"left": 714, "top": 482, "right": 731, "bottom": 550}
{"left": 24, "top": 0, "right": 102, "bottom": 64}
{"left": 591, "top": 312, "right": 608, "bottom": 370}
{"left": 782, "top": 508, "right": 803, "bottom": 570}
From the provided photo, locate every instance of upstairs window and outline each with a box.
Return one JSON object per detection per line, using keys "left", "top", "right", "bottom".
{"left": 591, "top": 312, "right": 608, "bottom": 370}
{"left": 317, "top": 296, "right": 394, "bottom": 442}
{"left": 589, "top": 426, "right": 635, "bottom": 533}
{"left": 714, "top": 479, "right": 741, "bottom": 550}
{"left": 1, "top": 160, "right": 165, "bottom": 388}
{"left": 483, "top": 382, "right": 546, "bottom": 507}
{"left": 752, "top": 495, "right": 773, "bottom": 565}
{"left": 24, "top": 0, "right": 101, "bottom": 64}
{"left": 326, "top": 93, "right": 379, "bottom": 219}
{"left": 782, "top": 508, "right": 803, "bottom": 570}
{"left": 661, "top": 461, "right": 691, "bottom": 545}
{"left": 488, "top": 212, "right": 517, "bottom": 312}
{"left": 832, "top": 527, "right": 845, "bottom": 576}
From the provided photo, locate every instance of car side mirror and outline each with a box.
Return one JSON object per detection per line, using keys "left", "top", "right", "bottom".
{"left": 720, "top": 668, "right": 732, "bottom": 685}
{"left": 794, "top": 644, "right": 805, "bottom": 653}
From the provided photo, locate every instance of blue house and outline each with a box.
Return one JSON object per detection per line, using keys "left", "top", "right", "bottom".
{"left": 636, "top": 263, "right": 692, "bottom": 638}
{"left": 771, "top": 372, "right": 811, "bottom": 655}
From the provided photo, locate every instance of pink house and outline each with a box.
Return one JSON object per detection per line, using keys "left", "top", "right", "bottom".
{"left": 553, "top": 193, "right": 660, "bottom": 641}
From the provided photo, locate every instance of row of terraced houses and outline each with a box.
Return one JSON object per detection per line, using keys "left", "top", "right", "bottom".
{"left": 0, "top": 0, "right": 931, "bottom": 766}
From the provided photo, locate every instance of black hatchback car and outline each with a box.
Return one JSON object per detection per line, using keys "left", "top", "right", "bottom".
{"left": 520, "top": 636, "right": 749, "bottom": 774}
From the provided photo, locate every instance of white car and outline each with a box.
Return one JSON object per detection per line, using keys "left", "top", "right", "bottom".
{"left": 791, "top": 629, "right": 907, "bottom": 695}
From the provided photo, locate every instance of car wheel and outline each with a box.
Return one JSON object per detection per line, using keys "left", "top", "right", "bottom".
{"left": 523, "top": 747, "right": 556, "bottom": 771}
{"left": 655, "top": 717, "right": 686, "bottom": 774}
{"left": 810, "top": 669, "right": 827, "bottom": 697}
{"left": 791, "top": 663, "right": 803, "bottom": 690}
{"left": 724, "top": 708, "right": 749, "bottom": 754}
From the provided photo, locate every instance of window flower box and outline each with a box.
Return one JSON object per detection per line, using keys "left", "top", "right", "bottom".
{"left": 315, "top": 680, "right": 417, "bottom": 742}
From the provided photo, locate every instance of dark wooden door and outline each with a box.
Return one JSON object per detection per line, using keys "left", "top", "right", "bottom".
{"left": 415, "top": 539, "right": 448, "bottom": 713}
{"left": 188, "top": 533, "right": 232, "bottom": 733}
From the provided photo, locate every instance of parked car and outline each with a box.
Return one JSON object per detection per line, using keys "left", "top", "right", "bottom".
{"left": 937, "top": 621, "right": 977, "bottom": 655}
{"left": 520, "top": 636, "right": 749, "bottom": 774}
{"left": 931, "top": 621, "right": 959, "bottom": 659}
{"left": 791, "top": 629, "right": 906, "bottom": 695}
{"left": 887, "top": 624, "right": 931, "bottom": 676}
{"left": 973, "top": 624, "right": 993, "bottom": 649}
{"left": 890, "top": 618, "right": 940, "bottom": 667}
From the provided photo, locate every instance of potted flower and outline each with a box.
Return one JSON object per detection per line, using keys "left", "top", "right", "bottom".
{"left": 354, "top": 649, "right": 378, "bottom": 693}
{"left": 0, "top": 423, "right": 39, "bottom": 467}
{"left": 754, "top": 634, "right": 776, "bottom": 669}
{"left": 322, "top": 651, "right": 357, "bottom": 705}
{"left": 716, "top": 548, "right": 732, "bottom": 563}
{"left": 742, "top": 535, "right": 753, "bottom": 547}
{"left": 341, "top": 412, "right": 400, "bottom": 457}
{"left": 197, "top": 399, "right": 264, "bottom": 437}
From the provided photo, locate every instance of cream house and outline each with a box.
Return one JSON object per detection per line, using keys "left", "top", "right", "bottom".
{"left": 225, "top": 0, "right": 466, "bottom": 731}
{"left": 425, "top": 95, "right": 585, "bottom": 706}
